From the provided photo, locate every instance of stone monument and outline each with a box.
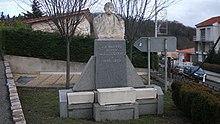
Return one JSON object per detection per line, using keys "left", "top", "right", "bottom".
{"left": 59, "top": 2, "right": 164, "bottom": 121}
{"left": 93, "top": 2, "right": 125, "bottom": 39}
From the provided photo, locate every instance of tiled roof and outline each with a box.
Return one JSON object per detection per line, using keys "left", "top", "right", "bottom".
{"left": 177, "top": 48, "right": 194, "bottom": 53}
{"left": 196, "top": 16, "right": 220, "bottom": 27}
{"left": 24, "top": 9, "right": 92, "bottom": 24}
{"left": 24, "top": 16, "right": 50, "bottom": 24}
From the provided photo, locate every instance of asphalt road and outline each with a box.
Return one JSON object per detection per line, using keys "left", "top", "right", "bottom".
{"left": 203, "top": 79, "right": 220, "bottom": 91}
{"left": 0, "top": 61, "right": 13, "bottom": 124}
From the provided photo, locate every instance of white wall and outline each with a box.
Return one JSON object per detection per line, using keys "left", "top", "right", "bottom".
{"left": 31, "top": 16, "right": 91, "bottom": 36}
{"left": 4, "top": 55, "right": 86, "bottom": 74}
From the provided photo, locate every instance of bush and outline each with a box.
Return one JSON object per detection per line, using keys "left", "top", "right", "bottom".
{"left": 191, "top": 93, "right": 220, "bottom": 124}
{"left": 171, "top": 81, "right": 220, "bottom": 124}
{"left": 0, "top": 27, "right": 154, "bottom": 67}
{"left": 0, "top": 28, "right": 94, "bottom": 62}
{"left": 202, "top": 63, "right": 220, "bottom": 74}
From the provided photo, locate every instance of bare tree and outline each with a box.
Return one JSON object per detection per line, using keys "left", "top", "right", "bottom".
{"left": 111, "top": 0, "right": 175, "bottom": 62}
{"left": 38, "top": 0, "right": 97, "bottom": 88}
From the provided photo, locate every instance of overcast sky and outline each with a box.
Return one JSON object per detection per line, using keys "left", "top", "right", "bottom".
{"left": 0, "top": 0, "right": 219, "bottom": 27}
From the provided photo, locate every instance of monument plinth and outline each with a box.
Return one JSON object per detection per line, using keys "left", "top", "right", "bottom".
{"left": 95, "top": 39, "right": 127, "bottom": 88}
{"left": 59, "top": 2, "right": 164, "bottom": 121}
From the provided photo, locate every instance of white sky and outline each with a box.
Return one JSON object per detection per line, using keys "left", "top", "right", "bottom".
{"left": 0, "top": 0, "right": 219, "bottom": 27}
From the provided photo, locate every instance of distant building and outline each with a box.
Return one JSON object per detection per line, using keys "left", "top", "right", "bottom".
{"left": 193, "top": 16, "right": 220, "bottom": 62}
{"left": 177, "top": 48, "right": 195, "bottom": 62}
{"left": 24, "top": 9, "right": 93, "bottom": 36}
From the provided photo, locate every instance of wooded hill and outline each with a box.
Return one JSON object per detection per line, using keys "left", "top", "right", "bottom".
{"left": 134, "top": 19, "right": 196, "bottom": 50}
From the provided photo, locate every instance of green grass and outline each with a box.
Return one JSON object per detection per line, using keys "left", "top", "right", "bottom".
{"left": 18, "top": 88, "right": 190, "bottom": 124}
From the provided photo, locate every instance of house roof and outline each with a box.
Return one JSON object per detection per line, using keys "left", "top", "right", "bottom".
{"left": 177, "top": 48, "right": 195, "bottom": 53}
{"left": 24, "top": 9, "right": 93, "bottom": 24}
{"left": 196, "top": 16, "right": 220, "bottom": 27}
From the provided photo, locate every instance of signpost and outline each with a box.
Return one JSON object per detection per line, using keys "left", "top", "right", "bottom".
{"left": 134, "top": 37, "right": 177, "bottom": 92}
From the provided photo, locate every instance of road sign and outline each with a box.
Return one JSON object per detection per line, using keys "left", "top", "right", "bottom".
{"left": 134, "top": 37, "right": 177, "bottom": 52}
{"left": 134, "top": 36, "right": 177, "bottom": 92}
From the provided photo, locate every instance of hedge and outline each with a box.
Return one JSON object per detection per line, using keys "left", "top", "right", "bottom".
{"left": 202, "top": 63, "right": 220, "bottom": 74}
{"left": 0, "top": 28, "right": 94, "bottom": 62}
{"left": 0, "top": 27, "right": 157, "bottom": 68}
{"left": 171, "top": 81, "right": 220, "bottom": 124}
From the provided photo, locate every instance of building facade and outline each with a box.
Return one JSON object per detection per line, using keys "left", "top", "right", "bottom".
{"left": 24, "top": 9, "right": 93, "bottom": 36}
{"left": 194, "top": 16, "right": 220, "bottom": 62}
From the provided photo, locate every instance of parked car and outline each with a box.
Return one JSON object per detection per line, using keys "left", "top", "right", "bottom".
{"left": 183, "top": 66, "right": 206, "bottom": 80}
{"left": 171, "top": 65, "right": 185, "bottom": 73}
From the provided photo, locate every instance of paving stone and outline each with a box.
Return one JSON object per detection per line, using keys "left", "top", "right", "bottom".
{"left": 41, "top": 75, "right": 63, "bottom": 87}
{"left": 10, "top": 95, "right": 19, "bottom": 99}
{"left": 9, "top": 88, "right": 17, "bottom": 94}
{"left": 12, "top": 109, "right": 23, "bottom": 116}
{"left": 13, "top": 114, "right": 24, "bottom": 122}
{"left": 15, "top": 120, "right": 26, "bottom": 124}
{"left": 11, "top": 102, "right": 20, "bottom": 107}
{"left": 7, "top": 79, "right": 15, "bottom": 84}
{"left": 10, "top": 97, "right": 20, "bottom": 103}
{"left": 4, "top": 61, "right": 10, "bottom": 67}
{"left": 6, "top": 73, "right": 13, "bottom": 79}
{"left": 25, "top": 75, "right": 50, "bottom": 87}
{"left": 6, "top": 68, "right": 12, "bottom": 74}
{"left": 11, "top": 104, "right": 22, "bottom": 110}
{"left": 8, "top": 84, "right": 15, "bottom": 88}
{"left": 10, "top": 93, "right": 19, "bottom": 97}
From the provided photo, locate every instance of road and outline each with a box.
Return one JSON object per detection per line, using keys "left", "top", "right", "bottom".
{"left": 0, "top": 61, "right": 13, "bottom": 124}
{"left": 203, "top": 70, "right": 220, "bottom": 91}
{"left": 203, "top": 80, "right": 220, "bottom": 91}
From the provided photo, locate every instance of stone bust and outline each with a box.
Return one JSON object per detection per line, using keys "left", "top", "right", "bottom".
{"left": 93, "top": 2, "right": 125, "bottom": 39}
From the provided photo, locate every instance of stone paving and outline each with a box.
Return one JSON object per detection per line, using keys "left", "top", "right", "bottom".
{"left": 2, "top": 61, "right": 26, "bottom": 124}
{"left": 13, "top": 70, "right": 147, "bottom": 88}
{"left": 14, "top": 73, "right": 80, "bottom": 88}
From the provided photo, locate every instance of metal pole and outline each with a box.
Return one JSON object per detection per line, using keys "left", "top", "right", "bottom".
{"left": 155, "top": 0, "right": 158, "bottom": 38}
{"left": 148, "top": 38, "right": 151, "bottom": 85}
{"left": 164, "top": 39, "right": 168, "bottom": 92}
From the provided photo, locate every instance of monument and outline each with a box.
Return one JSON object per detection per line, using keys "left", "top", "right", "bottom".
{"left": 59, "top": 2, "right": 164, "bottom": 121}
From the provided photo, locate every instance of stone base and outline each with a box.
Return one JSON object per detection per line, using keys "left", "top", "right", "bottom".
{"left": 59, "top": 85, "right": 164, "bottom": 120}
{"left": 59, "top": 89, "right": 72, "bottom": 117}
{"left": 67, "top": 91, "right": 94, "bottom": 104}
{"left": 93, "top": 102, "right": 139, "bottom": 121}
{"left": 68, "top": 103, "right": 93, "bottom": 119}
{"left": 137, "top": 99, "right": 157, "bottom": 115}
{"left": 97, "top": 87, "right": 136, "bottom": 105}
{"left": 72, "top": 56, "right": 145, "bottom": 91}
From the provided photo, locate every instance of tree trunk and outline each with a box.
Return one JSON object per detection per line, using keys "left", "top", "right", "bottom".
{"left": 129, "top": 42, "right": 133, "bottom": 62}
{"left": 66, "top": 37, "right": 70, "bottom": 89}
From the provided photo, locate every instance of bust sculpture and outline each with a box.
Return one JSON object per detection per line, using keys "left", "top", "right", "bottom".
{"left": 93, "top": 2, "right": 125, "bottom": 39}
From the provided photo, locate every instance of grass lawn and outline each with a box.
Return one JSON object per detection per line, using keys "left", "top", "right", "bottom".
{"left": 18, "top": 88, "right": 190, "bottom": 124}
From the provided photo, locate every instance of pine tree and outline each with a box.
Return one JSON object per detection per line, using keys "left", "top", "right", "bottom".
{"left": 23, "top": 0, "right": 43, "bottom": 19}
{"left": 32, "top": 0, "right": 43, "bottom": 18}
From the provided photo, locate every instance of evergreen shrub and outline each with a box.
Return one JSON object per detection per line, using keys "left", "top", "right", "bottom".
{"left": 171, "top": 81, "right": 220, "bottom": 124}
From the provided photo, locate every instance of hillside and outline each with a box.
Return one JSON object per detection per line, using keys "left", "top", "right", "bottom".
{"left": 134, "top": 20, "right": 196, "bottom": 50}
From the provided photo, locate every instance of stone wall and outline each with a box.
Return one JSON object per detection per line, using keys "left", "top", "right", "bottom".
{"left": 4, "top": 55, "right": 86, "bottom": 74}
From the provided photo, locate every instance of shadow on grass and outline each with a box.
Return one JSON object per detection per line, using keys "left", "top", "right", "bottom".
{"left": 18, "top": 88, "right": 190, "bottom": 124}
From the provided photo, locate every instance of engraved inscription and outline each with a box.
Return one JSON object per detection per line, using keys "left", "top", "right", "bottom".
{"left": 98, "top": 44, "right": 124, "bottom": 63}
{"left": 95, "top": 40, "right": 127, "bottom": 88}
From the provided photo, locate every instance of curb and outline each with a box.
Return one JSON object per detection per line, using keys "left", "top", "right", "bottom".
{"left": 4, "top": 61, "right": 26, "bottom": 124}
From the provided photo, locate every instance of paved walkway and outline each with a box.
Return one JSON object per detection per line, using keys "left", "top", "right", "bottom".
{"left": 14, "top": 69, "right": 148, "bottom": 88}
{"left": 0, "top": 61, "right": 13, "bottom": 124}
{"left": 14, "top": 73, "right": 80, "bottom": 88}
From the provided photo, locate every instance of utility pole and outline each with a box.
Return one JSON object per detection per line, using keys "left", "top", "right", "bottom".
{"left": 155, "top": 0, "right": 158, "bottom": 38}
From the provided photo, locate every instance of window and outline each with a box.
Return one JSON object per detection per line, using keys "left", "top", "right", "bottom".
{"left": 207, "top": 28, "right": 211, "bottom": 41}
{"left": 200, "top": 29, "right": 205, "bottom": 41}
